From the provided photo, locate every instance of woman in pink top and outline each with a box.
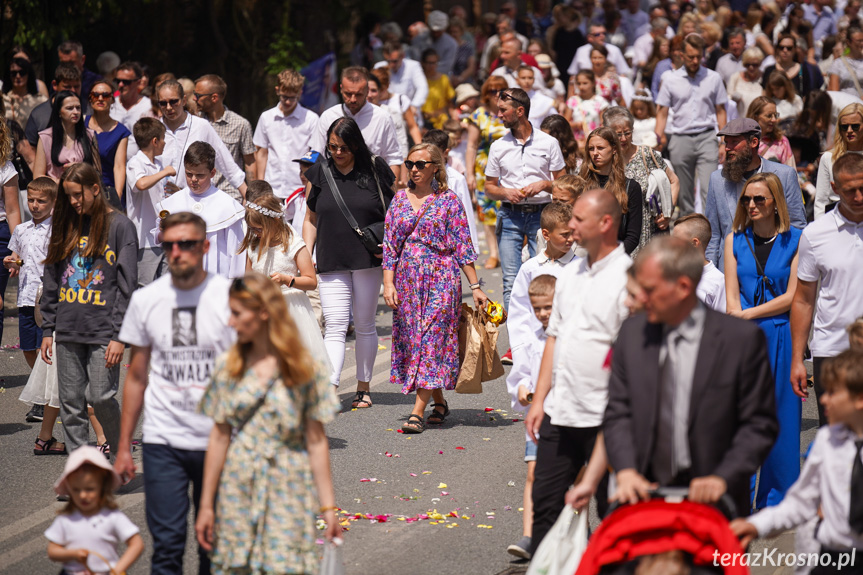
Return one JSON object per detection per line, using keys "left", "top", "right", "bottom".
{"left": 34, "top": 91, "right": 99, "bottom": 181}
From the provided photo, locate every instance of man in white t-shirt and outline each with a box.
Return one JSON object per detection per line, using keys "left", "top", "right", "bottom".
{"left": 791, "top": 152, "right": 863, "bottom": 426}
{"left": 115, "top": 211, "right": 235, "bottom": 575}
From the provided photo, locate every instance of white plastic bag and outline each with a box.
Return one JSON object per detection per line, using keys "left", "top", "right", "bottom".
{"left": 320, "top": 537, "right": 345, "bottom": 575}
{"left": 527, "top": 505, "right": 589, "bottom": 575}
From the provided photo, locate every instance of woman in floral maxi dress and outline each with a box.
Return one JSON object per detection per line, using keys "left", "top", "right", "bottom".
{"left": 383, "top": 143, "right": 489, "bottom": 433}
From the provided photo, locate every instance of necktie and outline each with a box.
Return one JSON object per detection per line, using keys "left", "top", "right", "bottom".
{"left": 654, "top": 332, "right": 681, "bottom": 485}
{"left": 850, "top": 439, "right": 863, "bottom": 534}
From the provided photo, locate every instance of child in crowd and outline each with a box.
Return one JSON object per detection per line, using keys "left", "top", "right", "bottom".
{"left": 46, "top": 446, "right": 144, "bottom": 574}
{"left": 283, "top": 150, "right": 319, "bottom": 236}
{"left": 630, "top": 88, "right": 658, "bottom": 148}
{"left": 564, "top": 70, "right": 609, "bottom": 143}
{"left": 671, "top": 214, "right": 727, "bottom": 312}
{"left": 533, "top": 175, "right": 587, "bottom": 258}
{"left": 765, "top": 72, "right": 804, "bottom": 122}
{"left": 239, "top": 191, "right": 332, "bottom": 377}
{"left": 127, "top": 117, "right": 175, "bottom": 287}
{"left": 6, "top": 178, "right": 57, "bottom": 431}
{"left": 731, "top": 349, "right": 863, "bottom": 571}
{"left": 516, "top": 65, "right": 556, "bottom": 130}
{"left": 506, "top": 274, "right": 557, "bottom": 560}
{"left": 443, "top": 118, "right": 468, "bottom": 176}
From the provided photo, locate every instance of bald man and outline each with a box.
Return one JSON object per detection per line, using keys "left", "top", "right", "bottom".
{"left": 524, "top": 189, "right": 632, "bottom": 555}
{"left": 490, "top": 39, "right": 547, "bottom": 92}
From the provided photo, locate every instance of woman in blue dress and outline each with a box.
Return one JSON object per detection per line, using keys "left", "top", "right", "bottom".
{"left": 86, "top": 79, "right": 130, "bottom": 210}
{"left": 724, "top": 171, "right": 802, "bottom": 510}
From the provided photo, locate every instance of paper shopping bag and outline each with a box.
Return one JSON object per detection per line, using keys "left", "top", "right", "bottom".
{"left": 456, "top": 305, "right": 484, "bottom": 394}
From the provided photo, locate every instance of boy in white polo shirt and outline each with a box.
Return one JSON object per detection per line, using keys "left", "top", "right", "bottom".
{"left": 671, "top": 213, "right": 726, "bottom": 313}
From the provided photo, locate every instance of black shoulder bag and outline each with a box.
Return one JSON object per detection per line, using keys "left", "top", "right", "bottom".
{"left": 321, "top": 157, "right": 388, "bottom": 255}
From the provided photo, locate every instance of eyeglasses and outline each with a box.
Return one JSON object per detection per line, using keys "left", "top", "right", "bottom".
{"left": 739, "top": 195, "right": 770, "bottom": 206}
{"left": 279, "top": 94, "right": 298, "bottom": 102}
{"left": 9, "top": 70, "right": 26, "bottom": 77}
{"left": 90, "top": 91, "right": 113, "bottom": 100}
{"left": 841, "top": 123, "right": 862, "bottom": 132}
{"left": 614, "top": 130, "right": 633, "bottom": 139}
{"left": 499, "top": 91, "right": 528, "bottom": 108}
{"left": 193, "top": 92, "right": 214, "bottom": 100}
{"left": 327, "top": 142, "right": 351, "bottom": 154}
{"left": 116, "top": 77, "right": 140, "bottom": 85}
{"left": 405, "top": 160, "right": 433, "bottom": 170}
{"left": 777, "top": 45, "right": 795, "bottom": 51}
{"left": 158, "top": 98, "right": 181, "bottom": 108}
{"left": 162, "top": 239, "right": 204, "bottom": 252}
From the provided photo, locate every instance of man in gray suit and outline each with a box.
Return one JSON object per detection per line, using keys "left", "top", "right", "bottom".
{"left": 705, "top": 118, "right": 806, "bottom": 271}
{"left": 604, "top": 237, "right": 778, "bottom": 516}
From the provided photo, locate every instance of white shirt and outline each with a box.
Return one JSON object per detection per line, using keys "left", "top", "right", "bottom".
{"left": 155, "top": 185, "right": 246, "bottom": 278}
{"left": 110, "top": 96, "right": 153, "bottom": 160}
{"left": 568, "top": 43, "right": 632, "bottom": 78}
{"left": 545, "top": 244, "right": 631, "bottom": 427}
{"left": 698, "top": 261, "right": 727, "bottom": 313}
{"left": 7, "top": 216, "right": 52, "bottom": 307}
{"left": 748, "top": 424, "right": 863, "bottom": 550}
{"left": 313, "top": 102, "right": 402, "bottom": 166}
{"left": 0, "top": 161, "right": 16, "bottom": 221}
{"left": 380, "top": 95, "right": 412, "bottom": 159}
{"left": 253, "top": 104, "right": 319, "bottom": 198}
{"left": 490, "top": 65, "right": 547, "bottom": 93}
{"left": 126, "top": 151, "right": 164, "bottom": 249}
{"left": 797, "top": 207, "right": 863, "bottom": 357}
{"left": 45, "top": 509, "right": 140, "bottom": 574}
{"left": 118, "top": 273, "right": 235, "bottom": 451}
{"left": 715, "top": 53, "right": 744, "bottom": 86}
{"left": 446, "top": 165, "right": 479, "bottom": 253}
{"left": 526, "top": 89, "right": 557, "bottom": 130}
{"left": 656, "top": 67, "right": 728, "bottom": 134}
{"left": 508, "top": 248, "right": 579, "bottom": 353}
{"left": 160, "top": 113, "right": 246, "bottom": 190}
{"left": 373, "top": 59, "right": 429, "bottom": 109}
{"left": 485, "top": 128, "right": 566, "bottom": 204}
{"left": 506, "top": 326, "right": 547, "bottom": 414}
{"left": 633, "top": 33, "right": 657, "bottom": 67}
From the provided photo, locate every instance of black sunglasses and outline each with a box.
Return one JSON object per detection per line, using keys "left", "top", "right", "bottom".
{"left": 162, "top": 239, "right": 203, "bottom": 252}
{"left": 777, "top": 45, "right": 795, "bottom": 51}
{"left": 158, "top": 98, "right": 181, "bottom": 108}
{"left": 116, "top": 77, "right": 140, "bottom": 85}
{"left": 405, "top": 160, "right": 433, "bottom": 170}
{"left": 739, "top": 195, "right": 770, "bottom": 206}
{"left": 841, "top": 123, "right": 862, "bottom": 132}
{"left": 9, "top": 70, "right": 26, "bottom": 77}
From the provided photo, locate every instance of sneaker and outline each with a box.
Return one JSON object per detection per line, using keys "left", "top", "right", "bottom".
{"left": 501, "top": 348, "right": 513, "bottom": 365}
{"left": 507, "top": 535, "right": 532, "bottom": 560}
{"left": 25, "top": 404, "right": 44, "bottom": 422}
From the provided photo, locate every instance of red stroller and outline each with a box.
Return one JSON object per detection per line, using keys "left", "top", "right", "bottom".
{"left": 574, "top": 488, "right": 749, "bottom": 575}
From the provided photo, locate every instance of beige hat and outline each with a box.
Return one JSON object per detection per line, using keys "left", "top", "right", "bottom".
{"left": 535, "top": 54, "right": 554, "bottom": 68}
{"left": 54, "top": 445, "right": 122, "bottom": 496}
{"left": 455, "top": 83, "right": 481, "bottom": 105}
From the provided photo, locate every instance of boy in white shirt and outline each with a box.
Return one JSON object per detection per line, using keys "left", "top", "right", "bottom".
{"left": 516, "top": 66, "right": 556, "bottom": 130}
{"left": 672, "top": 213, "right": 727, "bottom": 313}
{"left": 127, "top": 117, "right": 176, "bottom": 287}
{"left": 732, "top": 349, "right": 863, "bottom": 571}
{"left": 506, "top": 274, "right": 556, "bottom": 560}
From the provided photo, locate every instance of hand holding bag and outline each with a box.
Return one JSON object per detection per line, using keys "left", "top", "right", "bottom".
{"left": 527, "top": 506, "right": 589, "bottom": 575}
{"left": 321, "top": 158, "right": 388, "bottom": 255}
{"left": 320, "top": 537, "right": 346, "bottom": 575}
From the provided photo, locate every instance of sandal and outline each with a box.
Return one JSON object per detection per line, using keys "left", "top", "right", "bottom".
{"left": 97, "top": 443, "right": 111, "bottom": 460}
{"left": 402, "top": 414, "right": 425, "bottom": 434}
{"left": 427, "top": 401, "right": 450, "bottom": 424}
{"left": 34, "top": 437, "right": 67, "bottom": 456}
{"left": 352, "top": 390, "right": 372, "bottom": 409}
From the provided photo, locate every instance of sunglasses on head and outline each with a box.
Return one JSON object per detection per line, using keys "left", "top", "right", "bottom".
{"left": 499, "top": 91, "right": 528, "bottom": 107}
{"left": 158, "top": 98, "right": 181, "bottom": 108}
{"left": 739, "top": 195, "right": 770, "bottom": 206}
{"left": 841, "top": 123, "right": 862, "bottom": 132}
{"left": 162, "top": 239, "right": 203, "bottom": 252}
{"left": 405, "top": 160, "right": 433, "bottom": 170}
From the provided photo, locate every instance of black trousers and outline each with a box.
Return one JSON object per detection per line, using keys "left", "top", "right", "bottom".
{"left": 813, "top": 357, "right": 828, "bottom": 427}
{"left": 530, "top": 415, "right": 605, "bottom": 555}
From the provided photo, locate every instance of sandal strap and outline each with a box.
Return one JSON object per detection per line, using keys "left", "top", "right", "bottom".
{"left": 406, "top": 414, "right": 423, "bottom": 424}
{"left": 35, "top": 436, "right": 56, "bottom": 449}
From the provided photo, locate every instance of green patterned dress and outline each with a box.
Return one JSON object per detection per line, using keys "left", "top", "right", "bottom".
{"left": 469, "top": 106, "right": 508, "bottom": 226}
{"left": 199, "top": 357, "right": 339, "bottom": 575}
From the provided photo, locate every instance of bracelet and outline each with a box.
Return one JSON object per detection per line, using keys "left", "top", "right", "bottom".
{"left": 319, "top": 505, "right": 339, "bottom": 513}
{"left": 469, "top": 283, "right": 481, "bottom": 290}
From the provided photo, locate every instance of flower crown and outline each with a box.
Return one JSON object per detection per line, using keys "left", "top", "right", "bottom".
{"left": 246, "top": 202, "right": 282, "bottom": 219}
{"left": 632, "top": 90, "right": 654, "bottom": 103}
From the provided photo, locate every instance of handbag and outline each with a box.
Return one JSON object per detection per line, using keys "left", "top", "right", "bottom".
{"left": 321, "top": 158, "right": 388, "bottom": 255}
{"left": 456, "top": 304, "right": 505, "bottom": 394}
{"left": 320, "top": 538, "right": 346, "bottom": 575}
{"left": 640, "top": 146, "right": 673, "bottom": 218}
{"left": 742, "top": 231, "right": 780, "bottom": 306}
{"left": 526, "top": 505, "right": 588, "bottom": 575}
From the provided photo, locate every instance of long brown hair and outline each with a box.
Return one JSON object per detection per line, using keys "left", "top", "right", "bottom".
{"left": 224, "top": 272, "right": 317, "bottom": 386}
{"left": 0, "top": 98, "right": 11, "bottom": 164}
{"left": 238, "top": 193, "right": 293, "bottom": 260}
{"left": 580, "top": 127, "right": 629, "bottom": 213}
{"left": 747, "top": 96, "right": 783, "bottom": 142}
{"left": 45, "top": 163, "right": 113, "bottom": 264}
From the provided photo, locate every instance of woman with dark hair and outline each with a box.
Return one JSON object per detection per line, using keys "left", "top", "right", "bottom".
{"left": 302, "top": 117, "right": 395, "bottom": 404}
{"left": 2, "top": 57, "right": 47, "bottom": 128}
{"left": 39, "top": 162, "right": 137, "bottom": 456}
{"left": 590, "top": 45, "right": 625, "bottom": 107}
{"left": 761, "top": 33, "right": 824, "bottom": 101}
{"left": 86, "top": 80, "right": 130, "bottom": 210}
{"left": 540, "top": 114, "right": 582, "bottom": 174}
{"left": 579, "top": 127, "right": 643, "bottom": 254}
{"left": 34, "top": 91, "right": 99, "bottom": 181}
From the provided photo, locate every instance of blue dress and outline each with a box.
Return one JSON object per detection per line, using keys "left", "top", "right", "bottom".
{"left": 85, "top": 115, "right": 130, "bottom": 189}
{"left": 732, "top": 227, "right": 802, "bottom": 509}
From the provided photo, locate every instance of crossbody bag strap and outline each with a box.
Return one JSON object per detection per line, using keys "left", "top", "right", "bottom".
{"left": 397, "top": 193, "right": 438, "bottom": 255}
{"left": 841, "top": 57, "right": 863, "bottom": 100}
{"left": 370, "top": 155, "right": 388, "bottom": 212}
{"left": 321, "top": 161, "right": 364, "bottom": 237}
{"left": 235, "top": 377, "right": 279, "bottom": 436}
{"left": 742, "top": 231, "right": 779, "bottom": 299}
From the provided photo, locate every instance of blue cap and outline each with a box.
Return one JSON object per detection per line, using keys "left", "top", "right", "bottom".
{"left": 293, "top": 150, "right": 321, "bottom": 164}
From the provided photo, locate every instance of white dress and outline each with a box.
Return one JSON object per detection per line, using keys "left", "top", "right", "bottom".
{"left": 249, "top": 237, "right": 333, "bottom": 379}
{"left": 19, "top": 340, "right": 59, "bottom": 408}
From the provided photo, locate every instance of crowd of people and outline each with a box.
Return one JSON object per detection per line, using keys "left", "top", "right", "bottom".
{"left": 2, "top": 0, "right": 863, "bottom": 573}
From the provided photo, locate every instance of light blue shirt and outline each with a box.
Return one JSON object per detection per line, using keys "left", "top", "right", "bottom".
{"left": 656, "top": 67, "right": 727, "bottom": 134}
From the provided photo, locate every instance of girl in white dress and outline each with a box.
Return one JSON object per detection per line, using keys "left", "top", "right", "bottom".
{"left": 240, "top": 193, "right": 333, "bottom": 379}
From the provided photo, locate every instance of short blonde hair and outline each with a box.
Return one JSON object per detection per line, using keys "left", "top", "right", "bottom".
{"left": 277, "top": 69, "right": 305, "bottom": 93}
{"left": 732, "top": 172, "right": 791, "bottom": 233}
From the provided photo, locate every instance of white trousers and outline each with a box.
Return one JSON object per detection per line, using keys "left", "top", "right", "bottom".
{"left": 318, "top": 267, "right": 382, "bottom": 386}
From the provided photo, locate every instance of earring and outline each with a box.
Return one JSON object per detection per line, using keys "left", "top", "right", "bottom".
{"left": 775, "top": 208, "right": 778, "bottom": 214}
{"left": 431, "top": 177, "right": 440, "bottom": 192}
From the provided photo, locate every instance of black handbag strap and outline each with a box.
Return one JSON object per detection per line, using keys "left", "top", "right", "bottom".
{"left": 234, "top": 376, "right": 279, "bottom": 436}
{"left": 321, "top": 158, "right": 387, "bottom": 239}
{"left": 742, "top": 231, "right": 779, "bottom": 300}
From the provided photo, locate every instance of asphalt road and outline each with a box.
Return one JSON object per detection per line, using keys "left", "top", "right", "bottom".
{"left": 0, "top": 245, "right": 819, "bottom": 575}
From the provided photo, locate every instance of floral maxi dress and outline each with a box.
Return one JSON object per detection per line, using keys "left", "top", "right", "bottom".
{"left": 198, "top": 357, "right": 339, "bottom": 575}
{"left": 383, "top": 190, "right": 477, "bottom": 393}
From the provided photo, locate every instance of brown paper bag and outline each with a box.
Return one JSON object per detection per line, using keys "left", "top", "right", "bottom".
{"left": 481, "top": 317, "right": 505, "bottom": 382}
{"left": 456, "top": 304, "right": 484, "bottom": 394}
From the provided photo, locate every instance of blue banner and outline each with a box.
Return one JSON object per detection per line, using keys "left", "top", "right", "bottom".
{"left": 301, "top": 53, "right": 337, "bottom": 115}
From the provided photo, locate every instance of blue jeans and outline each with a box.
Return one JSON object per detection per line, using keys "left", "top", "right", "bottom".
{"left": 142, "top": 443, "right": 210, "bottom": 575}
{"left": 495, "top": 206, "right": 542, "bottom": 310}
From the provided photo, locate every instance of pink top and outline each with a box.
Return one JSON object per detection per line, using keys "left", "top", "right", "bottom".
{"left": 759, "top": 136, "right": 796, "bottom": 169}
{"left": 38, "top": 127, "right": 96, "bottom": 180}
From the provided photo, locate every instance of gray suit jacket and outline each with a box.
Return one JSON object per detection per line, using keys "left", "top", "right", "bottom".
{"left": 705, "top": 157, "right": 806, "bottom": 271}
{"left": 603, "top": 307, "right": 779, "bottom": 517}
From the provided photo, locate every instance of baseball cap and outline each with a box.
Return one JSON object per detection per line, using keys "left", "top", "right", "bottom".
{"left": 428, "top": 10, "right": 449, "bottom": 32}
{"left": 54, "top": 445, "right": 122, "bottom": 496}
{"left": 717, "top": 118, "right": 761, "bottom": 138}
{"left": 293, "top": 150, "right": 321, "bottom": 165}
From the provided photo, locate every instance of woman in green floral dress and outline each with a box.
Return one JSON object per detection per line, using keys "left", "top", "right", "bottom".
{"left": 195, "top": 272, "right": 341, "bottom": 575}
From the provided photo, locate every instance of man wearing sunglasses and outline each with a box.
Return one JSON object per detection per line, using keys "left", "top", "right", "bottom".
{"left": 485, "top": 87, "right": 565, "bottom": 312}
{"left": 116, "top": 211, "right": 236, "bottom": 575}
{"left": 110, "top": 61, "right": 152, "bottom": 161}
{"left": 704, "top": 118, "right": 806, "bottom": 270}
{"left": 567, "top": 24, "right": 632, "bottom": 80}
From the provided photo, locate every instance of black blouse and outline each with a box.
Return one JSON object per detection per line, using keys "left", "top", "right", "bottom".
{"left": 597, "top": 174, "right": 643, "bottom": 255}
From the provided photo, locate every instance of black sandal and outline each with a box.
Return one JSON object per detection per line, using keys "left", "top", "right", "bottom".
{"left": 352, "top": 390, "right": 372, "bottom": 408}
{"left": 427, "top": 401, "right": 450, "bottom": 424}
{"left": 34, "top": 436, "right": 67, "bottom": 456}
{"left": 402, "top": 414, "right": 425, "bottom": 434}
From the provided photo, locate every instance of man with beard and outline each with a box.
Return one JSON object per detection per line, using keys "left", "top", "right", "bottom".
{"left": 484, "top": 87, "right": 565, "bottom": 311}
{"left": 705, "top": 118, "right": 806, "bottom": 270}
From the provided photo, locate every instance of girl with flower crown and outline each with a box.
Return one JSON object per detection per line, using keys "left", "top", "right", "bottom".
{"left": 239, "top": 190, "right": 333, "bottom": 379}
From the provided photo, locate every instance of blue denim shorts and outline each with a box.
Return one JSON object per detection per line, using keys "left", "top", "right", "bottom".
{"left": 525, "top": 437, "right": 538, "bottom": 462}
{"left": 18, "top": 306, "right": 42, "bottom": 351}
